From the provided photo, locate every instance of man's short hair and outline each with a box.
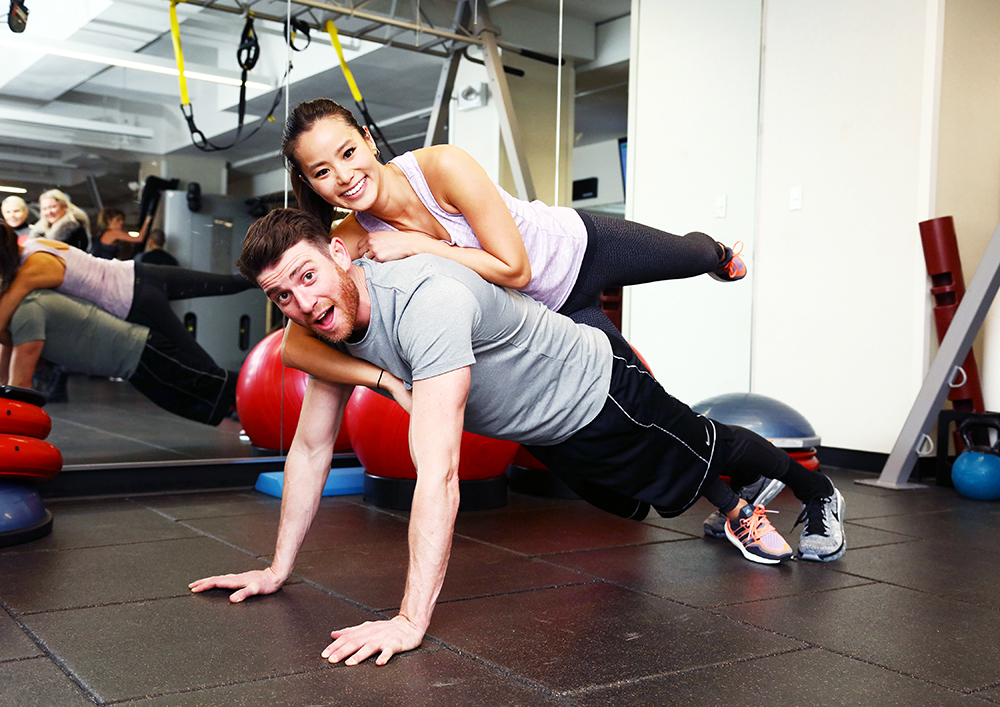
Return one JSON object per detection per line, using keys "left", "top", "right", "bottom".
{"left": 238, "top": 208, "right": 334, "bottom": 283}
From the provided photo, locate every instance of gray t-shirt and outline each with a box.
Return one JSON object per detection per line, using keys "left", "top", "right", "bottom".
{"left": 339, "top": 255, "right": 612, "bottom": 445}
{"left": 9, "top": 290, "right": 148, "bottom": 379}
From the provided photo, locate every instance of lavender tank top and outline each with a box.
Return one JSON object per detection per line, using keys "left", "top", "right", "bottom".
{"left": 21, "top": 239, "right": 135, "bottom": 319}
{"left": 354, "top": 151, "right": 587, "bottom": 311}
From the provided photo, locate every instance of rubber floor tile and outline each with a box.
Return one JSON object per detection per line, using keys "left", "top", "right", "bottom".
{"left": 0, "top": 657, "right": 95, "bottom": 707}
{"left": 136, "top": 490, "right": 284, "bottom": 521}
{"left": 542, "top": 536, "right": 869, "bottom": 607}
{"left": 126, "top": 648, "right": 566, "bottom": 707}
{"left": 0, "top": 536, "right": 267, "bottom": 613}
{"left": 184, "top": 503, "right": 410, "bottom": 557}
{"left": 294, "top": 534, "right": 590, "bottom": 611}
{"left": 848, "top": 506, "right": 1000, "bottom": 548}
{"left": 21, "top": 584, "right": 378, "bottom": 704}
{"left": 452, "top": 505, "right": 687, "bottom": 555}
{"left": 0, "top": 611, "right": 41, "bottom": 662}
{"left": 717, "top": 582, "right": 1000, "bottom": 692}
{"left": 827, "top": 540, "right": 1000, "bottom": 610}
{"left": 572, "top": 646, "right": 989, "bottom": 707}
{"left": 0, "top": 501, "right": 197, "bottom": 553}
{"left": 428, "top": 582, "right": 801, "bottom": 693}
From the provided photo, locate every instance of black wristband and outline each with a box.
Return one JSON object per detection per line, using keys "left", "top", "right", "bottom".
{"left": 377, "top": 369, "right": 384, "bottom": 389}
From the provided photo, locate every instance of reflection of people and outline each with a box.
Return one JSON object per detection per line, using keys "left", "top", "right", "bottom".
{"left": 0, "top": 223, "right": 252, "bottom": 374}
{"left": 191, "top": 209, "right": 847, "bottom": 667}
{"left": 0, "top": 290, "right": 236, "bottom": 425}
{"left": 92, "top": 208, "right": 141, "bottom": 260}
{"left": 134, "top": 228, "right": 179, "bottom": 267}
{"left": 28, "top": 189, "right": 90, "bottom": 252}
{"left": 1, "top": 196, "right": 32, "bottom": 243}
{"left": 278, "top": 98, "right": 748, "bottom": 404}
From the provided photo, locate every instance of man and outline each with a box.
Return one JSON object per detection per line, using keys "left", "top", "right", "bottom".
{"left": 0, "top": 289, "right": 236, "bottom": 426}
{"left": 192, "top": 208, "right": 845, "bottom": 667}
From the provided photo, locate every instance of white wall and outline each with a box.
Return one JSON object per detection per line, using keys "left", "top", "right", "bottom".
{"left": 751, "top": 0, "right": 939, "bottom": 452}
{"left": 626, "top": 0, "right": 763, "bottom": 404}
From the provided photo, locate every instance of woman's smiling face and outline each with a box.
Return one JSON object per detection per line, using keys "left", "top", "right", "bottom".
{"left": 294, "top": 117, "right": 381, "bottom": 212}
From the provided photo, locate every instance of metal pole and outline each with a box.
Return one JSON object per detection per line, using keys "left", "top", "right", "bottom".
{"left": 424, "top": 0, "right": 470, "bottom": 148}
{"left": 859, "top": 217, "right": 1000, "bottom": 489}
{"left": 474, "top": 2, "right": 535, "bottom": 201}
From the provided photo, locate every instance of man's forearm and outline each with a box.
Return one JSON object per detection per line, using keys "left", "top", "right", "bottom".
{"left": 270, "top": 378, "right": 351, "bottom": 580}
{"left": 398, "top": 468, "right": 460, "bottom": 631}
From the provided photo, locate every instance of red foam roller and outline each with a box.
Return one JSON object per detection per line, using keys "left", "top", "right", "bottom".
{"left": 0, "top": 400, "right": 51, "bottom": 439}
{"left": 0, "top": 434, "right": 62, "bottom": 482}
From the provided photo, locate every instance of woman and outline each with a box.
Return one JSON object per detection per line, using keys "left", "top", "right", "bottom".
{"left": 28, "top": 189, "right": 90, "bottom": 252}
{"left": 1, "top": 196, "right": 32, "bottom": 244}
{"left": 278, "top": 98, "right": 745, "bottom": 394}
{"left": 92, "top": 207, "right": 142, "bottom": 260}
{"left": 0, "top": 223, "right": 252, "bottom": 372}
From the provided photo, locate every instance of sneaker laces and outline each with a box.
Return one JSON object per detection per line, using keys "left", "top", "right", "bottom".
{"left": 721, "top": 241, "right": 744, "bottom": 278}
{"left": 793, "top": 496, "right": 831, "bottom": 537}
{"left": 739, "top": 504, "right": 779, "bottom": 541}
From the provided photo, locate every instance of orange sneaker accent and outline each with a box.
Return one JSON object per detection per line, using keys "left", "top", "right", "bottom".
{"left": 722, "top": 241, "right": 745, "bottom": 279}
{"left": 725, "top": 504, "right": 792, "bottom": 564}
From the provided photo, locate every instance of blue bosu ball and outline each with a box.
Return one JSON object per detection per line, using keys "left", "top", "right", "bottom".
{"left": 0, "top": 481, "right": 52, "bottom": 548}
{"left": 691, "top": 393, "right": 821, "bottom": 448}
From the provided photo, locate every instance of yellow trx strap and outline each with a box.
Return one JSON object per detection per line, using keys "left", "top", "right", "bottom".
{"left": 326, "top": 20, "right": 363, "bottom": 103}
{"left": 168, "top": 0, "right": 191, "bottom": 107}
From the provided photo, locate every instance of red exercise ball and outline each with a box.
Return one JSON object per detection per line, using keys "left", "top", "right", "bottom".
{"left": 236, "top": 330, "right": 352, "bottom": 453}
{"left": 0, "top": 399, "right": 51, "bottom": 439}
{"left": 0, "top": 434, "right": 62, "bottom": 483}
{"left": 345, "top": 386, "right": 518, "bottom": 480}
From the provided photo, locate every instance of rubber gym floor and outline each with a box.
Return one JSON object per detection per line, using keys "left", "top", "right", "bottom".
{"left": 2, "top": 378, "right": 1000, "bottom": 706}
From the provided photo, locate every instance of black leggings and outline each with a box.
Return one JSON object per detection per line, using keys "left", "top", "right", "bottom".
{"left": 558, "top": 211, "right": 722, "bottom": 342}
{"left": 701, "top": 424, "right": 834, "bottom": 514}
{"left": 126, "top": 263, "right": 254, "bottom": 370}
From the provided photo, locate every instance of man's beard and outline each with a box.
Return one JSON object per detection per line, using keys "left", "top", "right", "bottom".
{"left": 312, "top": 272, "right": 360, "bottom": 344}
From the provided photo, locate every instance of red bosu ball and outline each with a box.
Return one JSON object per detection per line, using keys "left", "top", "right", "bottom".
{"left": 0, "top": 399, "right": 51, "bottom": 439}
{"left": 236, "top": 330, "right": 352, "bottom": 453}
{"left": 345, "top": 386, "right": 518, "bottom": 480}
{"left": 0, "top": 434, "right": 63, "bottom": 483}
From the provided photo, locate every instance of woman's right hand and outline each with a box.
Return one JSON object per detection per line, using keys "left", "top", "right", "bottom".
{"left": 357, "top": 230, "right": 436, "bottom": 263}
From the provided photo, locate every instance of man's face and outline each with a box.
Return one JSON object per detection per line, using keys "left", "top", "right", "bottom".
{"left": 258, "top": 240, "right": 360, "bottom": 343}
{"left": 2, "top": 202, "right": 27, "bottom": 228}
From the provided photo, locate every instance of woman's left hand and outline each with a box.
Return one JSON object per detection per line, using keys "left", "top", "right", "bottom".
{"left": 358, "top": 230, "right": 438, "bottom": 262}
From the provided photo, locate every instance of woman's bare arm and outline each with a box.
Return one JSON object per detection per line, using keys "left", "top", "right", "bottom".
{"left": 282, "top": 321, "right": 412, "bottom": 413}
{"left": 361, "top": 145, "right": 532, "bottom": 291}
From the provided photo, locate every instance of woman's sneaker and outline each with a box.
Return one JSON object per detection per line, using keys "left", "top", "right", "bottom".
{"left": 704, "top": 476, "right": 786, "bottom": 538}
{"left": 795, "top": 488, "right": 846, "bottom": 562}
{"left": 725, "top": 504, "right": 793, "bottom": 564}
{"left": 710, "top": 242, "right": 747, "bottom": 282}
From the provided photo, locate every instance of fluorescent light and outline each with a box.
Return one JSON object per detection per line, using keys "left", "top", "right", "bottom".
{"left": 0, "top": 37, "right": 272, "bottom": 91}
{"left": 0, "top": 186, "right": 28, "bottom": 194}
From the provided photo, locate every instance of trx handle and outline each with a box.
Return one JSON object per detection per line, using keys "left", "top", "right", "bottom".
{"left": 326, "top": 20, "right": 363, "bottom": 103}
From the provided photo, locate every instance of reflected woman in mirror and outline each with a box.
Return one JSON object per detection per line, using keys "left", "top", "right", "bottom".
{"left": 28, "top": 189, "right": 91, "bottom": 252}
{"left": 0, "top": 218, "right": 253, "bottom": 373}
{"left": 1, "top": 196, "right": 32, "bottom": 244}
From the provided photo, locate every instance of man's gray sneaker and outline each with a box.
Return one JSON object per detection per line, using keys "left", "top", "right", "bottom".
{"left": 795, "top": 487, "right": 846, "bottom": 562}
{"left": 703, "top": 476, "right": 787, "bottom": 538}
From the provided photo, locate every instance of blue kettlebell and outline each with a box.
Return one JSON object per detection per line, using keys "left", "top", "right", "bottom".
{"left": 951, "top": 418, "right": 1000, "bottom": 502}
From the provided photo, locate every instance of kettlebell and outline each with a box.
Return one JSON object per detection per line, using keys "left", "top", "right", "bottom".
{"left": 951, "top": 417, "right": 1000, "bottom": 501}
